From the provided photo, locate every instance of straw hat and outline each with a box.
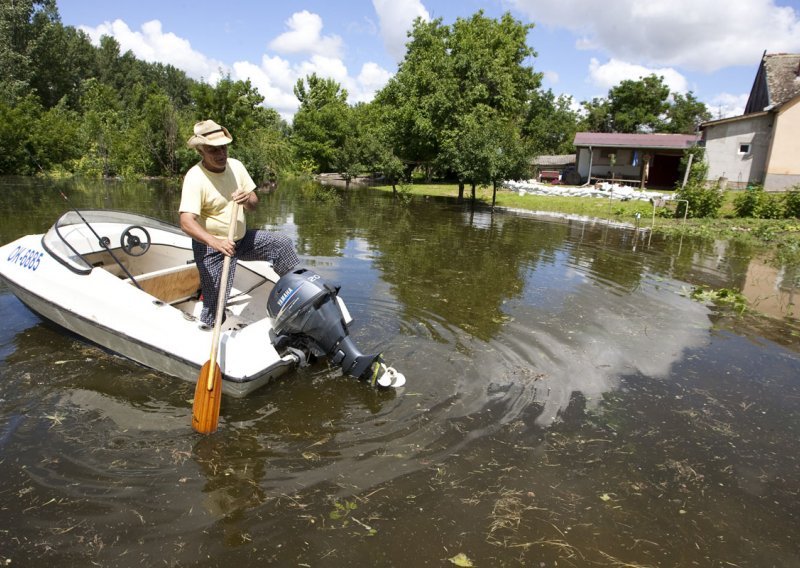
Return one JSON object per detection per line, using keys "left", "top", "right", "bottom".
{"left": 187, "top": 120, "right": 233, "bottom": 148}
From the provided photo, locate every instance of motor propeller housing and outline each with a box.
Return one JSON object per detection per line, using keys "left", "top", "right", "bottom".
{"left": 267, "top": 268, "right": 398, "bottom": 384}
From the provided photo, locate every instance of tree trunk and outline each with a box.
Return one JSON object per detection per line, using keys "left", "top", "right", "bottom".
{"left": 458, "top": 182, "right": 465, "bottom": 202}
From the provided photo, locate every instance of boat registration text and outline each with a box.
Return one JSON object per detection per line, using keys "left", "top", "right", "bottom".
{"left": 6, "top": 245, "right": 44, "bottom": 271}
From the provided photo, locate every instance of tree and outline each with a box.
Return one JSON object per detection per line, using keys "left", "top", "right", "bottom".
{"left": 379, "top": 11, "right": 539, "bottom": 185}
{"left": 28, "top": 98, "right": 82, "bottom": 170}
{"left": 140, "top": 88, "right": 182, "bottom": 176}
{"left": 489, "top": 117, "right": 528, "bottom": 204}
{"left": 77, "top": 77, "right": 124, "bottom": 176}
{"left": 0, "top": 0, "right": 61, "bottom": 104}
{"left": 580, "top": 97, "right": 612, "bottom": 132}
{"left": 192, "top": 75, "right": 266, "bottom": 140}
{"left": 355, "top": 102, "right": 407, "bottom": 194}
{"left": 580, "top": 76, "right": 710, "bottom": 136}
{"left": 449, "top": 11, "right": 539, "bottom": 118}
{"left": 665, "top": 92, "right": 711, "bottom": 134}
{"left": 332, "top": 136, "right": 363, "bottom": 189}
{"left": 607, "top": 74, "right": 670, "bottom": 133}
{"left": 373, "top": 17, "right": 453, "bottom": 178}
{"left": 524, "top": 89, "right": 580, "bottom": 155}
{"left": 28, "top": 20, "right": 96, "bottom": 108}
{"left": 441, "top": 11, "right": 538, "bottom": 191}
{"left": 234, "top": 124, "right": 295, "bottom": 184}
{"left": 291, "top": 73, "right": 350, "bottom": 173}
{"left": 0, "top": 95, "right": 42, "bottom": 173}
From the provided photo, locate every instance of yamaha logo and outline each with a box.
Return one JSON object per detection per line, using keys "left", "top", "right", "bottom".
{"left": 277, "top": 286, "right": 294, "bottom": 307}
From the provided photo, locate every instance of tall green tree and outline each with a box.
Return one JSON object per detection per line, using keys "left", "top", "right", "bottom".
{"left": 192, "top": 75, "right": 266, "bottom": 140}
{"left": 355, "top": 102, "right": 407, "bottom": 194}
{"left": 579, "top": 97, "right": 612, "bottom": 132}
{"left": 607, "top": 74, "right": 670, "bottom": 133}
{"left": 28, "top": 98, "right": 82, "bottom": 170}
{"left": 0, "top": 0, "right": 61, "bottom": 103}
{"left": 440, "top": 11, "right": 539, "bottom": 190}
{"left": 579, "top": 76, "right": 711, "bottom": 135}
{"left": 0, "top": 95, "right": 42, "bottom": 173}
{"left": 373, "top": 17, "right": 453, "bottom": 178}
{"left": 449, "top": 11, "right": 539, "bottom": 118}
{"left": 291, "top": 73, "right": 350, "bottom": 173}
{"left": 524, "top": 89, "right": 580, "bottom": 155}
{"left": 139, "top": 88, "right": 182, "bottom": 176}
{"left": 28, "top": 20, "right": 96, "bottom": 108}
{"left": 665, "top": 92, "right": 711, "bottom": 133}
{"left": 234, "top": 106, "right": 295, "bottom": 183}
{"left": 76, "top": 77, "right": 124, "bottom": 176}
{"left": 377, "top": 11, "right": 539, "bottom": 184}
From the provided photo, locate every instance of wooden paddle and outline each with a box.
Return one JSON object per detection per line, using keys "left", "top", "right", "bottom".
{"left": 192, "top": 201, "right": 240, "bottom": 434}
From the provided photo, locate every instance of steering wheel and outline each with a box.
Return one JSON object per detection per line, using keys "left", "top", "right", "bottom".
{"left": 120, "top": 225, "right": 151, "bottom": 256}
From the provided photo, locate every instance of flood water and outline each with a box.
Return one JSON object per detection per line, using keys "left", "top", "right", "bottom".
{"left": 1, "top": 176, "right": 799, "bottom": 567}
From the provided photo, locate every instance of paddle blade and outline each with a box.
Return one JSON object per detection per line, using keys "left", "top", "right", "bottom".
{"left": 192, "top": 361, "right": 222, "bottom": 434}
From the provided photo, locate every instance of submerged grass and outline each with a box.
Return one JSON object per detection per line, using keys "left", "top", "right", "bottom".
{"left": 372, "top": 183, "right": 800, "bottom": 263}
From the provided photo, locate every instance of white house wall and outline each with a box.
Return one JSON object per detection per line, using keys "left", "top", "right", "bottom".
{"left": 576, "top": 148, "right": 641, "bottom": 181}
{"left": 703, "top": 114, "right": 772, "bottom": 188}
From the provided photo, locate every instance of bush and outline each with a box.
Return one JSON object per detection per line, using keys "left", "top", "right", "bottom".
{"left": 679, "top": 146, "right": 708, "bottom": 186}
{"left": 733, "top": 186, "right": 762, "bottom": 217}
{"left": 676, "top": 180, "right": 724, "bottom": 218}
{"left": 784, "top": 187, "right": 800, "bottom": 218}
{"left": 733, "top": 184, "right": 790, "bottom": 219}
{"left": 759, "top": 193, "right": 786, "bottom": 219}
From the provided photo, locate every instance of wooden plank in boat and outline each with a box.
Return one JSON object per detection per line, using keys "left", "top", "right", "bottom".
{"left": 125, "top": 264, "right": 200, "bottom": 304}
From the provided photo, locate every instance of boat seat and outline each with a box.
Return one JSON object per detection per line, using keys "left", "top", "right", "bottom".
{"left": 125, "top": 263, "right": 201, "bottom": 305}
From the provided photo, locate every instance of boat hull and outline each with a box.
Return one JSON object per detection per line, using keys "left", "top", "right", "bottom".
{"left": 0, "top": 212, "right": 297, "bottom": 398}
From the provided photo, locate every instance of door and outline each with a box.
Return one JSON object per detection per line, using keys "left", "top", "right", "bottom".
{"left": 648, "top": 153, "right": 682, "bottom": 189}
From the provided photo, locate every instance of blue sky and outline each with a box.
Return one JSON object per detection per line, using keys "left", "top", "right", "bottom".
{"left": 56, "top": 0, "right": 800, "bottom": 121}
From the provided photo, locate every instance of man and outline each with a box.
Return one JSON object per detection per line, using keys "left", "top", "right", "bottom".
{"left": 180, "top": 119, "right": 299, "bottom": 328}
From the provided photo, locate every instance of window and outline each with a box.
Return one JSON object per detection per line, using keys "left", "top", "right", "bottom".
{"left": 739, "top": 143, "right": 752, "bottom": 155}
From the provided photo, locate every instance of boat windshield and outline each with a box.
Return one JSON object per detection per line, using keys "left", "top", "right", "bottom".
{"left": 41, "top": 210, "right": 185, "bottom": 274}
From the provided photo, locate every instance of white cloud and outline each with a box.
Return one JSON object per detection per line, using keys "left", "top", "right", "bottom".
{"left": 297, "top": 55, "right": 351, "bottom": 86}
{"left": 509, "top": 0, "right": 800, "bottom": 71}
{"left": 268, "top": 10, "right": 344, "bottom": 58}
{"left": 542, "top": 70, "right": 560, "bottom": 85}
{"left": 79, "top": 19, "right": 225, "bottom": 81}
{"left": 354, "top": 62, "right": 394, "bottom": 102}
{"left": 231, "top": 60, "right": 300, "bottom": 120}
{"left": 588, "top": 58, "right": 689, "bottom": 94}
{"left": 707, "top": 92, "right": 751, "bottom": 119}
{"left": 372, "top": 0, "right": 430, "bottom": 62}
{"left": 230, "top": 55, "right": 393, "bottom": 121}
{"left": 78, "top": 16, "right": 394, "bottom": 121}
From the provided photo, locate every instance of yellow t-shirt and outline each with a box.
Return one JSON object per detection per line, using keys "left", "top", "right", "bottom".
{"left": 179, "top": 158, "right": 256, "bottom": 240}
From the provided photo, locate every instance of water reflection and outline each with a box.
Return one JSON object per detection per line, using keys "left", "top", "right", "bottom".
{"left": 0, "top": 176, "right": 798, "bottom": 566}
{"left": 742, "top": 254, "right": 799, "bottom": 319}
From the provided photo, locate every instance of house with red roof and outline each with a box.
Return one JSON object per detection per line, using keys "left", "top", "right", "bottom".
{"left": 572, "top": 132, "right": 699, "bottom": 189}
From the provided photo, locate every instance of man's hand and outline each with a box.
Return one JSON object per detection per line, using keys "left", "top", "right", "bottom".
{"left": 212, "top": 236, "right": 236, "bottom": 257}
{"left": 180, "top": 211, "right": 237, "bottom": 256}
{"left": 231, "top": 189, "right": 257, "bottom": 210}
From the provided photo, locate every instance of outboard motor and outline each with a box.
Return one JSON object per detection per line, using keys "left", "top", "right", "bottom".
{"left": 267, "top": 268, "right": 404, "bottom": 387}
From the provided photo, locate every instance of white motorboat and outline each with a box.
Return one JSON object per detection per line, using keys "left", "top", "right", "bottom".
{"left": 0, "top": 209, "right": 404, "bottom": 397}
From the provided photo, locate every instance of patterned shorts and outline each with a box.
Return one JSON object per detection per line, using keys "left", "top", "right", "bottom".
{"left": 193, "top": 229, "right": 299, "bottom": 326}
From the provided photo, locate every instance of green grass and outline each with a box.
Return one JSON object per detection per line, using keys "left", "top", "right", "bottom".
{"left": 377, "top": 183, "right": 653, "bottom": 217}
{"left": 372, "top": 182, "right": 800, "bottom": 265}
